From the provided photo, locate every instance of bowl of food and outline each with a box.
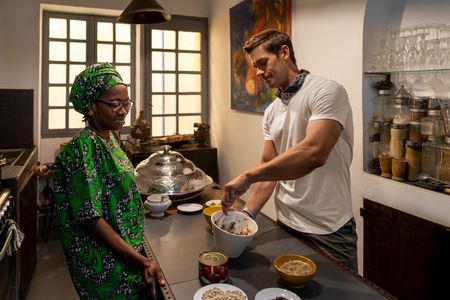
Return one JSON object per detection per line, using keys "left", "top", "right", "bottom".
{"left": 203, "top": 205, "right": 222, "bottom": 227}
{"left": 211, "top": 210, "right": 258, "bottom": 258}
{"left": 274, "top": 254, "right": 317, "bottom": 287}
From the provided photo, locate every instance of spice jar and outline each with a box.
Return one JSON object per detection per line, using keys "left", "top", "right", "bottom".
{"left": 421, "top": 109, "right": 445, "bottom": 142}
{"left": 390, "top": 123, "right": 408, "bottom": 160}
{"left": 438, "top": 137, "right": 450, "bottom": 183}
{"left": 410, "top": 108, "right": 427, "bottom": 123}
{"left": 405, "top": 140, "right": 422, "bottom": 181}
{"left": 372, "top": 89, "right": 394, "bottom": 122}
{"left": 380, "top": 121, "right": 391, "bottom": 155}
{"left": 421, "top": 140, "right": 439, "bottom": 179}
{"left": 428, "top": 96, "right": 441, "bottom": 110}
{"left": 411, "top": 96, "right": 428, "bottom": 110}
{"left": 368, "top": 122, "right": 381, "bottom": 175}
{"left": 408, "top": 122, "right": 423, "bottom": 142}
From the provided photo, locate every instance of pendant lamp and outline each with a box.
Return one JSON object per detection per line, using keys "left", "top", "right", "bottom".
{"left": 118, "top": 0, "right": 171, "bottom": 24}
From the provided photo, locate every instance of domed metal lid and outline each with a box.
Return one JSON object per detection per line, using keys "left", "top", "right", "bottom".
{"left": 134, "top": 145, "right": 212, "bottom": 196}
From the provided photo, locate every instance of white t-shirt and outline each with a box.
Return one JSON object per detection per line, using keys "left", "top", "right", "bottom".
{"left": 263, "top": 74, "right": 354, "bottom": 234}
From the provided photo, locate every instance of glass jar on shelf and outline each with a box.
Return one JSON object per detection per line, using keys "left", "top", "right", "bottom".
{"left": 438, "top": 137, "right": 450, "bottom": 184}
{"left": 408, "top": 121, "right": 423, "bottom": 142}
{"left": 421, "top": 109, "right": 445, "bottom": 142}
{"left": 428, "top": 96, "right": 441, "bottom": 110}
{"left": 411, "top": 96, "right": 428, "bottom": 110}
{"left": 390, "top": 123, "right": 408, "bottom": 160}
{"left": 368, "top": 121, "right": 381, "bottom": 175}
{"left": 410, "top": 108, "right": 427, "bottom": 123}
{"left": 380, "top": 121, "right": 391, "bottom": 155}
{"left": 421, "top": 140, "right": 439, "bottom": 180}
{"left": 372, "top": 89, "right": 394, "bottom": 122}
{"left": 393, "top": 104, "right": 411, "bottom": 125}
{"left": 405, "top": 140, "right": 422, "bottom": 181}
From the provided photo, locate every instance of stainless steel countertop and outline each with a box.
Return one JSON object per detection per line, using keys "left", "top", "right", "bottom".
{"left": 143, "top": 184, "right": 394, "bottom": 300}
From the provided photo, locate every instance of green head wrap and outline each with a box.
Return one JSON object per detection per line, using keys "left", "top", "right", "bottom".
{"left": 69, "top": 63, "right": 124, "bottom": 114}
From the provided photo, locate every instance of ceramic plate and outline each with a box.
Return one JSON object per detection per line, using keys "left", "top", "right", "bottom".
{"left": 177, "top": 203, "right": 203, "bottom": 214}
{"left": 205, "top": 199, "right": 222, "bottom": 207}
{"left": 255, "top": 287, "right": 301, "bottom": 300}
{"left": 193, "top": 283, "right": 247, "bottom": 300}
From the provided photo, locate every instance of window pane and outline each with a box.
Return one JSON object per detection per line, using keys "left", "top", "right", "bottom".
{"left": 152, "top": 116, "right": 176, "bottom": 136}
{"left": 48, "top": 87, "right": 66, "bottom": 107}
{"left": 179, "top": 115, "right": 201, "bottom": 134}
{"left": 49, "top": 64, "right": 66, "bottom": 84}
{"left": 179, "top": 74, "right": 201, "bottom": 92}
{"left": 179, "top": 95, "right": 201, "bottom": 113}
{"left": 179, "top": 31, "right": 201, "bottom": 51}
{"left": 68, "top": 109, "right": 84, "bottom": 129}
{"left": 97, "top": 44, "right": 113, "bottom": 62}
{"left": 178, "top": 53, "right": 201, "bottom": 71}
{"left": 49, "top": 41, "right": 67, "bottom": 61}
{"left": 151, "top": 29, "right": 175, "bottom": 49}
{"left": 49, "top": 18, "right": 67, "bottom": 39}
{"left": 70, "top": 20, "right": 86, "bottom": 39}
{"left": 48, "top": 109, "right": 66, "bottom": 129}
{"left": 97, "top": 22, "right": 113, "bottom": 41}
{"left": 152, "top": 94, "right": 176, "bottom": 114}
{"left": 115, "top": 66, "right": 131, "bottom": 84}
{"left": 69, "top": 64, "right": 86, "bottom": 84}
{"left": 152, "top": 51, "right": 175, "bottom": 71}
{"left": 152, "top": 73, "right": 176, "bottom": 93}
{"left": 116, "top": 44, "right": 130, "bottom": 63}
{"left": 70, "top": 42, "right": 86, "bottom": 62}
{"left": 116, "top": 23, "right": 131, "bottom": 42}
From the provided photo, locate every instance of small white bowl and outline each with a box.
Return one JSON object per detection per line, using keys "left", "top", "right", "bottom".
{"left": 145, "top": 194, "right": 172, "bottom": 217}
{"left": 211, "top": 210, "right": 258, "bottom": 258}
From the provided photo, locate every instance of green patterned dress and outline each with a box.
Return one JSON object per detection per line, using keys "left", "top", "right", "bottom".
{"left": 54, "top": 127, "right": 145, "bottom": 299}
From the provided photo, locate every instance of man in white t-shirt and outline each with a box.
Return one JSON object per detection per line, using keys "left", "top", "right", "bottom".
{"left": 221, "top": 29, "right": 357, "bottom": 271}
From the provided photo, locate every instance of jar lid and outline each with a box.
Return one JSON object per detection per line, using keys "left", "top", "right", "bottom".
{"left": 391, "top": 123, "right": 408, "bottom": 129}
{"left": 378, "top": 89, "right": 391, "bottom": 95}
{"left": 372, "top": 121, "right": 381, "bottom": 127}
{"left": 446, "top": 136, "right": 450, "bottom": 144}
{"left": 382, "top": 121, "right": 391, "bottom": 126}
{"left": 406, "top": 140, "right": 422, "bottom": 146}
{"left": 409, "top": 121, "right": 421, "bottom": 126}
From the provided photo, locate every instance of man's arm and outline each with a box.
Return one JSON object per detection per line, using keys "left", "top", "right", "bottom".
{"left": 222, "top": 119, "right": 342, "bottom": 211}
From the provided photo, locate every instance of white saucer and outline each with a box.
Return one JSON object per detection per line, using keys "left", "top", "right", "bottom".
{"left": 193, "top": 283, "right": 247, "bottom": 300}
{"left": 255, "top": 287, "right": 301, "bottom": 300}
{"left": 205, "top": 199, "right": 222, "bottom": 207}
{"left": 177, "top": 203, "right": 203, "bottom": 214}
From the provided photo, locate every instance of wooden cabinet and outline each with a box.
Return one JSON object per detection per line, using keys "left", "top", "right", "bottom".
{"left": 361, "top": 198, "right": 450, "bottom": 300}
{"left": 122, "top": 141, "right": 219, "bottom": 183}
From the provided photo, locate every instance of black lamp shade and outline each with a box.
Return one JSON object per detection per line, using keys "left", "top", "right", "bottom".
{"left": 118, "top": 0, "right": 171, "bottom": 24}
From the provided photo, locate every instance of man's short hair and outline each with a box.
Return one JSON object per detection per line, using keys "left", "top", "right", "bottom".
{"left": 243, "top": 29, "right": 297, "bottom": 66}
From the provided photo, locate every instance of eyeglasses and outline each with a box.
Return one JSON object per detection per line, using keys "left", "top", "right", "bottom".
{"left": 97, "top": 99, "right": 134, "bottom": 112}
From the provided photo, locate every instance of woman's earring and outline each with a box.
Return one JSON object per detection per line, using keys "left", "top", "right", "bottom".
{"left": 88, "top": 110, "right": 95, "bottom": 116}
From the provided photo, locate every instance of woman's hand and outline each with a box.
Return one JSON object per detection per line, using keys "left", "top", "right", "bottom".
{"left": 142, "top": 259, "right": 165, "bottom": 299}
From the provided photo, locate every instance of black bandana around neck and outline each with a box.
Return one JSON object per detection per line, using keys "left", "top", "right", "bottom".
{"left": 276, "top": 69, "right": 310, "bottom": 104}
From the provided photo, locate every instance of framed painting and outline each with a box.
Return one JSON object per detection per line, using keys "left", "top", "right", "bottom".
{"left": 230, "top": 0, "right": 292, "bottom": 113}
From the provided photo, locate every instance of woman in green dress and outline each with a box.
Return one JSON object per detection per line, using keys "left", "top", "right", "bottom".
{"left": 54, "top": 63, "right": 165, "bottom": 299}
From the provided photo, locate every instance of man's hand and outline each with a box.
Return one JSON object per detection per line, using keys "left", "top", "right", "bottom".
{"left": 221, "top": 174, "right": 251, "bottom": 214}
{"left": 143, "top": 259, "right": 165, "bottom": 299}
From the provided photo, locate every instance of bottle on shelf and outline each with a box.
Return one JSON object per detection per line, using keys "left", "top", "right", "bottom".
{"left": 372, "top": 89, "right": 394, "bottom": 122}
{"left": 405, "top": 140, "right": 422, "bottom": 182}
{"left": 422, "top": 140, "right": 439, "bottom": 179}
{"left": 438, "top": 137, "right": 450, "bottom": 183}
{"left": 421, "top": 109, "right": 445, "bottom": 142}
{"left": 390, "top": 123, "right": 409, "bottom": 160}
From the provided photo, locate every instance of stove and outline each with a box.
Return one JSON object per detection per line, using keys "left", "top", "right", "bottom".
{"left": 0, "top": 146, "right": 37, "bottom": 299}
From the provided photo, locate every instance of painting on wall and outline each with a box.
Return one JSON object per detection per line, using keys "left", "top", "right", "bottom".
{"left": 230, "top": 0, "right": 292, "bottom": 113}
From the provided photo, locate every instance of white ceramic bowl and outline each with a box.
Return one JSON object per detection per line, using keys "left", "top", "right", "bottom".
{"left": 211, "top": 210, "right": 258, "bottom": 258}
{"left": 145, "top": 194, "right": 172, "bottom": 217}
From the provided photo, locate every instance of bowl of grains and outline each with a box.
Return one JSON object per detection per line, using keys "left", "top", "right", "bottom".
{"left": 274, "top": 254, "right": 317, "bottom": 287}
{"left": 193, "top": 283, "right": 247, "bottom": 300}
